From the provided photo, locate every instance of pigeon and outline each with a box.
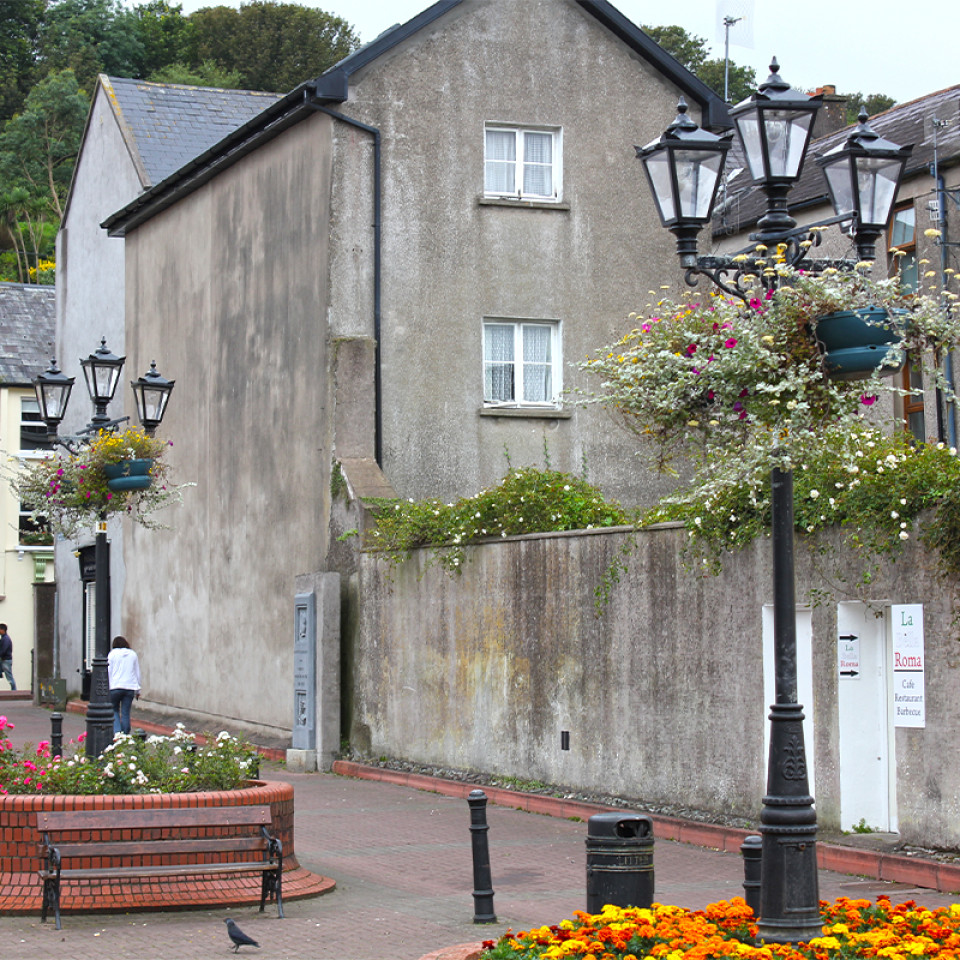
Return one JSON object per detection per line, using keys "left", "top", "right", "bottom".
{"left": 223, "top": 918, "right": 260, "bottom": 953}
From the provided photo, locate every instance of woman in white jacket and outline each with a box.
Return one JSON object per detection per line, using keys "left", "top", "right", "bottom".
{"left": 107, "top": 636, "right": 141, "bottom": 736}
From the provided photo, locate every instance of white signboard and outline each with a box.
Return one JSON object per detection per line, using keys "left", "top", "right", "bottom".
{"left": 838, "top": 634, "right": 861, "bottom": 680}
{"left": 892, "top": 604, "right": 925, "bottom": 728}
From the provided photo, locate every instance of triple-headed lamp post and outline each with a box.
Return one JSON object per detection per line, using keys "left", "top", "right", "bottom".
{"left": 637, "top": 62, "right": 912, "bottom": 944}
{"left": 34, "top": 341, "right": 175, "bottom": 759}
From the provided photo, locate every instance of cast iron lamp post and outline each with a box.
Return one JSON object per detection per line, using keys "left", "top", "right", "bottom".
{"left": 637, "top": 63, "right": 912, "bottom": 944}
{"left": 34, "top": 341, "right": 175, "bottom": 759}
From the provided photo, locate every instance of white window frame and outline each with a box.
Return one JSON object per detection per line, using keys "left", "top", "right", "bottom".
{"left": 484, "top": 125, "right": 562, "bottom": 202}
{"left": 483, "top": 319, "right": 562, "bottom": 407}
{"left": 19, "top": 396, "right": 48, "bottom": 452}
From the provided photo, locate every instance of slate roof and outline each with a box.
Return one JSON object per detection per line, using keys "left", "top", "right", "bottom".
{"left": 0, "top": 283, "right": 55, "bottom": 386}
{"left": 714, "top": 84, "right": 960, "bottom": 236}
{"left": 105, "top": 76, "right": 284, "bottom": 187}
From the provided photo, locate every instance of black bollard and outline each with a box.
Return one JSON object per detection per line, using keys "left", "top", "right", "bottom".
{"left": 467, "top": 789, "right": 497, "bottom": 923}
{"left": 740, "top": 834, "right": 762, "bottom": 918}
{"left": 50, "top": 712, "right": 63, "bottom": 759}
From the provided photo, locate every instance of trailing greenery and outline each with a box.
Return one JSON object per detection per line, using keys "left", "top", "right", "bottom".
{"left": 641, "top": 426, "right": 960, "bottom": 582}
{"left": 365, "top": 465, "right": 631, "bottom": 574}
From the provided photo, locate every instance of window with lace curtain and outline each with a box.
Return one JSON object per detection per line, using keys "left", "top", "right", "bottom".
{"left": 483, "top": 320, "right": 560, "bottom": 406}
{"left": 484, "top": 126, "right": 561, "bottom": 201}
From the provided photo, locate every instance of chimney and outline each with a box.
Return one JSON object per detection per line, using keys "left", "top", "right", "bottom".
{"left": 811, "top": 85, "right": 850, "bottom": 138}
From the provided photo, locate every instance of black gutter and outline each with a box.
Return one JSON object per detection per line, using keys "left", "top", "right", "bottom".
{"left": 303, "top": 96, "right": 384, "bottom": 469}
{"left": 101, "top": 84, "right": 317, "bottom": 237}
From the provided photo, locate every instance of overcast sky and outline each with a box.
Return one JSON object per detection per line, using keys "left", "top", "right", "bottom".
{"left": 172, "top": 0, "right": 957, "bottom": 107}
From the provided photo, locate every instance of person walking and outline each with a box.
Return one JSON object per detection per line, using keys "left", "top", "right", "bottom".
{"left": 107, "top": 635, "right": 141, "bottom": 735}
{"left": 0, "top": 624, "right": 15, "bottom": 690}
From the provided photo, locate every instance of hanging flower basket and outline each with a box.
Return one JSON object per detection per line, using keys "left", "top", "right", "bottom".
{"left": 812, "top": 307, "right": 905, "bottom": 381}
{"left": 8, "top": 428, "right": 188, "bottom": 539}
{"left": 104, "top": 458, "right": 153, "bottom": 492}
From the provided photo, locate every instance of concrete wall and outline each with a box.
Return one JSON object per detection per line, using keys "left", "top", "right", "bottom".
{"left": 328, "top": 0, "right": 698, "bottom": 508}
{"left": 54, "top": 82, "right": 144, "bottom": 695}
{"left": 348, "top": 524, "right": 960, "bottom": 848}
{"left": 122, "top": 111, "right": 336, "bottom": 735}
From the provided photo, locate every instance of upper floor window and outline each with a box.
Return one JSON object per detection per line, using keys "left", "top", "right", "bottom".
{"left": 889, "top": 204, "right": 917, "bottom": 292}
{"left": 484, "top": 126, "right": 561, "bottom": 201}
{"left": 483, "top": 320, "right": 560, "bottom": 406}
{"left": 20, "top": 397, "right": 50, "bottom": 451}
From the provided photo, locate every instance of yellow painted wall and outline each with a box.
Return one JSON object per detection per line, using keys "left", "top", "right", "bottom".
{"left": 0, "top": 386, "right": 55, "bottom": 692}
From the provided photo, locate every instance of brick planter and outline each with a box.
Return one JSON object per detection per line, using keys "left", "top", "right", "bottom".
{"left": 0, "top": 780, "right": 334, "bottom": 915}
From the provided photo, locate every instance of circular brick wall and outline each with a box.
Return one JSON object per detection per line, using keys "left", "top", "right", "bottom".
{"left": 0, "top": 780, "right": 334, "bottom": 914}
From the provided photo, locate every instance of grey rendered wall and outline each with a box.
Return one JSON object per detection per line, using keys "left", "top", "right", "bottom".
{"left": 54, "top": 84, "right": 143, "bottom": 695}
{"left": 328, "top": 0, "right": 700, "bottom": 508}
{"left": 349, "top": 525, "right": 960, "bottom": 848}
{"left": 121, "top": 112, "right": 335, "bottom": 735}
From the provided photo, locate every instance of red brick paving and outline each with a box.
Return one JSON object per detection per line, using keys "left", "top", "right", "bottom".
{"left": 1, "top": 698, "right": 959, "bottom": 960}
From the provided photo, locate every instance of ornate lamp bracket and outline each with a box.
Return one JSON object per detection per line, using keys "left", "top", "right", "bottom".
{"left": 684, "top": 212, "right": 859, "bottom": 302}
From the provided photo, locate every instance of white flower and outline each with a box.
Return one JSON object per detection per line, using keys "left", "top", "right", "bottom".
{"left": 900, "top": 531, "right": 910, "bottom": 540}
{"left": 891, "top": 510, "right": 899, "bottom": 519}
{"left": 809, "top": 489, "right": 820, "bottom": 499}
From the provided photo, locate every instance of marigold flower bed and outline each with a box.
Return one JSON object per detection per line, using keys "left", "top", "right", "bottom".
{"left": 479, "top": 897, "right": 960, "bottom": 960}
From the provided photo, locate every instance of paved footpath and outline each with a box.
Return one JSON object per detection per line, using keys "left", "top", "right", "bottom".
{"left": 2, "top": 696, "right": 959, "bottom": 960}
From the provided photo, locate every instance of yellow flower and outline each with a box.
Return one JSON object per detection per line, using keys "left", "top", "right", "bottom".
{"left": 925, "top": 228, "right": 942, "bottom": 238}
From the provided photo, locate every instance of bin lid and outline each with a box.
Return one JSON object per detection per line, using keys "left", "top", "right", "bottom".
{"left": 586, "top": 812, "right": 652, "bottom": 839}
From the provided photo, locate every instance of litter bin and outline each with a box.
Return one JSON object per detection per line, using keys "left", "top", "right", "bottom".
{"left": 585, "top": 812, "right": 654, "bottom": 913}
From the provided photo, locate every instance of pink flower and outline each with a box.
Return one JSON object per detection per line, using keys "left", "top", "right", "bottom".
{"left": 724, "top": 338, "right": 738, "bottom": 349}
{"left": 860, "top": 394, "right": 878, "bottom": 406}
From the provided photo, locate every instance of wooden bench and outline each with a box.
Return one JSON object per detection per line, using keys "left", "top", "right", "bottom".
{"left": 37, "top": 805, "right": 284, "bottom": 929}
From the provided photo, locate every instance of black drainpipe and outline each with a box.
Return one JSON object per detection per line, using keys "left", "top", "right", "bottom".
{"left": 304, "top": 95, "right": 383, "bottom": 467}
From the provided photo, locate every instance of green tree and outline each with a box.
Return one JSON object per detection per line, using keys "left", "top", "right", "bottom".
{"left": 642, "top": 24, "right": 708, "bottom": 73}
{"left": 147, "top": 59, "right": 242, "bottom": 89}
{"left": 39, "top": 0, "right": 143, "bottom": 95}
{"left": 643, "top": 23, "right": 756, "bottom": 104}
{"left": 0, "top": 0, "right": 46, "bottom": 125}
{"left": 0, "top": 69, "right": 88, "bottom": 280}
{"left": 187, "top": 1, "right": 359, "bottom": 93}
{"left": 697, "top": 58, "right": 757, "bottom": 105}
{"left": 842, "top": 92, "right": 897, "bottom": 124}
{"left": 0, "top": 69, "right": 89, "bottom": 219}
{"left": 128, "top": 1, "right": 193, "bottom": 79}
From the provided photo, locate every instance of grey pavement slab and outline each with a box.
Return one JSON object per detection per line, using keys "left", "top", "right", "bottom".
{"left": 1, "top": 698, "right": 958, "bottom": 960}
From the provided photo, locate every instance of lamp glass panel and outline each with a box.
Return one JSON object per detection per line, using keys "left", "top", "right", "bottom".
{"left": 735, "top": 111, "right": 765, "bottom": 180}
{"left": 37, "top": 381, "right": 71, "bottom": 422}
{"left": 138, "top": 386, "right": 169, "bottom": 424}
{"left": 675, "top": 149, "right": 723, "bottom": 220}
{"left": 762, "top": 109, "right": 813, "bottom": 179}
{"left": 83, "top": 363, "right": 122, "bottom": 403}
{"left": 822, "top": 158, "right": 855, "bottom": 215}
{"left": 856, "top": 156, "right": 902, "bottom": 226}
{"left": 642, "top": 150, "right": 676, "bottom": 223}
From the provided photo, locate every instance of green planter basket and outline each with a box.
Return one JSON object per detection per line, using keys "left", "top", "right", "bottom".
{"left": 813, "top": 308, "right": 905, "bottom": 381}
{"left": 104, "top": 459, "right": 153, "bottom": 492}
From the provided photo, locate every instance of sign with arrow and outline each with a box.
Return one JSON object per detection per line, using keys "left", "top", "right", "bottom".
{"left": 838, "top": 633, "right": 860, "bottom": 680}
